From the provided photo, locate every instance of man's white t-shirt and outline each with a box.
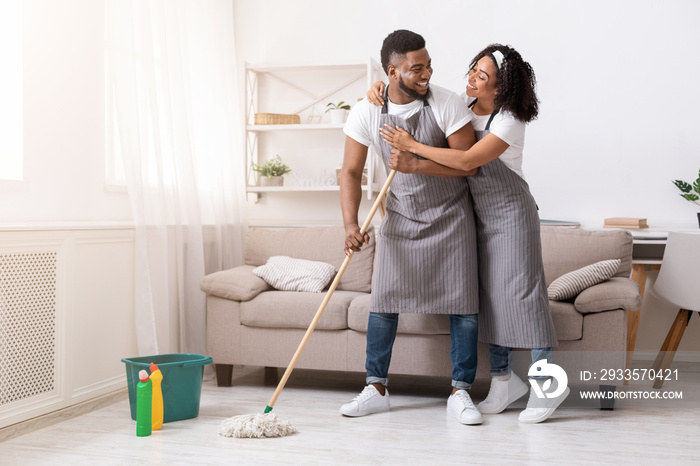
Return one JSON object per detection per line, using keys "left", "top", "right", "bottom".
{"left": 461, "top": 94, "right": 526, "bottom": 179}
{"left": 344, "top": 84, "right": 471, "bottom": 156}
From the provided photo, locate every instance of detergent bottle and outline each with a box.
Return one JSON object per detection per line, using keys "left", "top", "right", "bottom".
{"left": 136, "top": 370, "right": 152, "bottom": 437}
{"left": 149, "top": 362, "right": 164, "bottom": 430}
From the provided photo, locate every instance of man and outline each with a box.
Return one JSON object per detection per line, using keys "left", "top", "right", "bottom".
{"left": 339, "top": 29, "right": 481, "bottom": 425}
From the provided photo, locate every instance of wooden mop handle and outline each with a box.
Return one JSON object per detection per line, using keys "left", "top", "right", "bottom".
{"left": 265, "top": 170, "right": 397, "bottom": 412}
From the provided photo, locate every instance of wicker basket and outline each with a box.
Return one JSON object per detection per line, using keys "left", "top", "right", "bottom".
{"left": 254, "top": 113, "right": 301, "bottom": 125}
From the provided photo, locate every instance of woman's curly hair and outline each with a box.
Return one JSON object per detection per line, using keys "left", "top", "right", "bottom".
{"left": 469, "top": 44, "right": 539, "bottom": 122}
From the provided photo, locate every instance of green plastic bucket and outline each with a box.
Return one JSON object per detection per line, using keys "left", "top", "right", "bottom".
{"left": 122, "top": 353, "right": 213, "bottom": 423}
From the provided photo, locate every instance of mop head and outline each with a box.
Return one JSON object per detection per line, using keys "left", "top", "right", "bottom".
{"left": 218, "top": 413, "right": 297, "bottom": 438}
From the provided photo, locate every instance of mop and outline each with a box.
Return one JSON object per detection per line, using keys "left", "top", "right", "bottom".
{"left": 219, "top": 170, "right": 397, "bottom": 438}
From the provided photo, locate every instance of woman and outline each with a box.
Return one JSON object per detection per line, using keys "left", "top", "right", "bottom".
{"left": 369, "top": 44, "right": 568, "bottom": 423}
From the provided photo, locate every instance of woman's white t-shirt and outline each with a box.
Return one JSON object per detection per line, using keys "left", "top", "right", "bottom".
{"left": 461, "top": 93, "right": 526, "bottom": 179}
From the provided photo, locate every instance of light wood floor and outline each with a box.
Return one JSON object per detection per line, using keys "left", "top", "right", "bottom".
{"left": 2, "top": 362, "right": 699, "bottom": 465}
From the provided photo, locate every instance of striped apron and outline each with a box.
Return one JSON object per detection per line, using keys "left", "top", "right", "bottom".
{"left": 468, "top": 103, "right": 558, "bottom": 347}
{"left": 370, "top": 88, "right": 478, "bottom": 315}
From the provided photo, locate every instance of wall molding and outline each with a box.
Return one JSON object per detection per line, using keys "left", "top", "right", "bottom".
{"left": 72, "top": 375, "right": 127, "bottom": 400}
{"left": 0, "top": 228, "right": 137, "bottom": 429}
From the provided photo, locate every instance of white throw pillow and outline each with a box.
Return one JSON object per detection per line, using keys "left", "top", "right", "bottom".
{"left": 548, "top": 259, "right": 621, "bottom": 301}
{"left": 252, "top": 256, "right": 337, "bottom": 293}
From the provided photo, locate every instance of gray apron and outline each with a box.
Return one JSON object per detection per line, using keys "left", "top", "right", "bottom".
{"left": 468, "top": 101, "right": 558, "bottom": 347}
{"left": 370, "top": 87, "right": 478, "bottom": 315}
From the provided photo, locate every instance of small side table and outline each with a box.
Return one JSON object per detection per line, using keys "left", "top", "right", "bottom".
{"left": 625, "top": 232, "right": 669, "bottom": 383}
{"left": 627, "top": 261, "right": 661, "bottom": 378}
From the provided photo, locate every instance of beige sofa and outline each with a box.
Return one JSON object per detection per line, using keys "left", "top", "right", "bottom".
{"left": 202, "top": 225, "right": 641, "bottom": 388}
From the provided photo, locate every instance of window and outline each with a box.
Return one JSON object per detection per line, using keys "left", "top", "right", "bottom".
{"left": 0, "top": 0, "right": 23, "bottom": 181}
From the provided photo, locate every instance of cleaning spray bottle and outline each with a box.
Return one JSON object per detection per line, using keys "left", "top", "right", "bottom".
{"left": 149, "top": 362, "right": 164, "bottom": 431}
{"left": 136, "top": 370, "right": 152, "bottom": 437}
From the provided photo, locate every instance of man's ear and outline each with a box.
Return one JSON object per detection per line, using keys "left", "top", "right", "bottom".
{"left": 386, "top": 64, "right": 397, "bottom": 80}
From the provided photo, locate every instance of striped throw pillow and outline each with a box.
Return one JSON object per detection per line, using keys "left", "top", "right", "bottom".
{"left": 547, "top": 259, "right": 621, "bottom": 301}
{"left": 252, "top": 256, "right": 337, "bottom": 293}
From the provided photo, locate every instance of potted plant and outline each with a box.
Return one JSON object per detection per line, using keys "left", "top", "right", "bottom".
{"left": 672, "top": 168, "right": 700, "bottom": 227}
{"left": 252, "top": 155, "right": 292, "bottom": 187}
{"left": 325, "top": 101, "right": 351, "bottom": 125}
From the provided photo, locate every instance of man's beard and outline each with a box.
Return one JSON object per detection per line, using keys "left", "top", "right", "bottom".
{"left": 398, "top": 76, "right": 431, "bottom": 103}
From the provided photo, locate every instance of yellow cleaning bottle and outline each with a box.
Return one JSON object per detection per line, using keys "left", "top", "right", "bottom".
{"left": 150, "top": 362, "right": 164, "bottom": 430}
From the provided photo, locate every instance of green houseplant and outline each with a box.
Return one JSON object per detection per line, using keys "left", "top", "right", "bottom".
{"left": 252, "top": 155, "right": 291, "bottom": 186}
{"left": 672, "top": 168, "right": 700, "bottom": 227}
{"left": 325, "top": 101, "right": 351, "bottom": 112}
{"left": 326, "top": 101, "right": 351, "bottom": 125}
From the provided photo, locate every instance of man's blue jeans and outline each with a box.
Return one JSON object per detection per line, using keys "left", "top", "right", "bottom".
{"left": 365, "top": 312, "right": 478, "bottom": 390}
{"left": 488, "top": 344, "right": 553, "bottom": 379}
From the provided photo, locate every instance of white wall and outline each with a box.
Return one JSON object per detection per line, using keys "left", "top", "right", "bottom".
{"left": 8, "top": 0, "right": 697, "bottom": 227}
{"left": 5, "top": 0, "right": 698, "bottom": 231}
{"left": 235, "top": 0, "right": 700, "bottom": 228}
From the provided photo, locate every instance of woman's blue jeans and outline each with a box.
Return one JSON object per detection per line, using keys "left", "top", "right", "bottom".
{"left": 489, "top": 343, "right": 553, "bottom": 379}
{"left": 365, "top": 312, "right": 478, "bottom": 390}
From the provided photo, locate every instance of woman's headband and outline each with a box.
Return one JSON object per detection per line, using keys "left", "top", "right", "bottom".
{"left": 492, "top": 50, "right": 505, "bottom": 70}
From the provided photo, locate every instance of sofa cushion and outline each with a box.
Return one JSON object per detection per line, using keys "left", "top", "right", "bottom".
{"left": 348, "top": 294, "right": 583, "bottom": 341}
{"left": 199, "top": 265, "right": 271, "bottom": 301}
{"left": 348, "top": 294, "right": 451, "bottom": 335}
{"left": 541, "top": 227, "right": 633, "bottom": 284}
{"left": 549, "top": 300, "right": 583, "bottom": 340}
{"left": 574, "top": 277, "right": 642, "bottom": 314}
{"left": 240, "top": 290, "right": 366, "bottom": 330}
{"left": 547, "top": 259, "right": 621, "bottom": 300}
{"left": 252, "top": 256, "right": 336, "bottom": 293}
{"left": 244, "top": 225, "right": 375, "bottom": 293}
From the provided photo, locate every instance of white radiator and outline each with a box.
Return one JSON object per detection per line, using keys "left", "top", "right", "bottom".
{"left": 0, "top": 251, "right": 59, "bottom": 408}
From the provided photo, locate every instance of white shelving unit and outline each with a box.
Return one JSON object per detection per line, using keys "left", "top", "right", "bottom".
{"left": 244, "top": 60, "right": 385, "bottom": 201}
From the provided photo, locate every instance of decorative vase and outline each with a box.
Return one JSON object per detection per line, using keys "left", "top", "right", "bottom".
{"left": 329, "top": 109, "right": 347, "bottom": 125}
{"left": 259, "top": 176, "right": 284, "bottom": 187}
{"left": 697, "top": 212, "right": 700, "bottom": 228}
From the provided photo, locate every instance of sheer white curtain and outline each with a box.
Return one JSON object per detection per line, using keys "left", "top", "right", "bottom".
{"left": 106, "top": 0, "right": 245, "bottom": 356}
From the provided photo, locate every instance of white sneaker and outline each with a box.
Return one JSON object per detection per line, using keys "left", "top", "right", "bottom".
{"left": 518, "top": 385, "right": 571, "bottom": 424}
{"left": 447, "top": 390, "right": 483, "bottom": 425}
{"left": 477, "top": 373, "right": 529, "bottom": 414}
{"left": 339, "top": 385, "right": 390, "bottom": 417}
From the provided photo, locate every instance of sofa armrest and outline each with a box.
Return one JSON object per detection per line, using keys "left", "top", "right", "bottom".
{"left": 200, "top": 265, "right": 271, "bottom": 301}
{"left": 574, "top": 277, "right": 641, "bottom": 314}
